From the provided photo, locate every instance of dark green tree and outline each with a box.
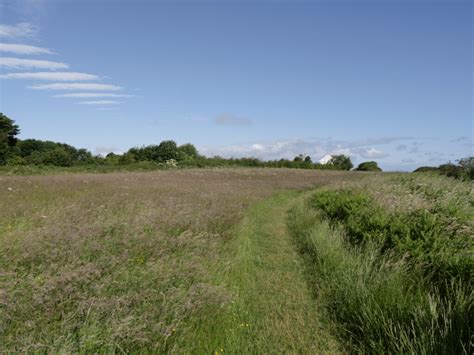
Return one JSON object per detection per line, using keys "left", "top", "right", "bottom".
{"left": 43, "top": 147, "right": 74, "bottom": 167}
{"left": 458, "top": 156, "right": 474, "bottom": 180}
{"left": 177, "top": 143, "right": 198, "bottom": 160}
{"left": 356, "top": 161, "right": 382, "bottom": 171}
{"left": 329, "top": 155, "right": 353, "bottom": 170}
{"left": 0, "top": 113, "right": 20, "bottom": 164}
{"left": 156, "top": 140, "right": 178, "bottom": 162}
{"left": 293, "top": 154, "right": 304, "bottom": 162}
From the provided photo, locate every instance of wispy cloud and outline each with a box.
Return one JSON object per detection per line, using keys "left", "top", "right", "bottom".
{"left": 0, "top": 43, "right": 53, "bottom": 54}
{"left": 53, "top": 93, "right": 134, "bottom": 98}
{"left": 78, "top": 100, "right": 120, "bottom": 105}
{"left": 0, "top": 23, "right": 37, "bottom": 38}
{"left": 29, "top": 83, "right": 122, "bottom": 91}
{"left": 450, "top": 136, "right": 472, "bottom": 144}
{"left": 0, "top": 57, "right": 68, "bottom": 69}
{"left": 0, "top": 72, "right": 99, "bottom": 81}
{"left": 357, "top": 147, "right": 388, "bottom": 159}
{"left": 214, "top": 113, "right": 252, "bottom": 126}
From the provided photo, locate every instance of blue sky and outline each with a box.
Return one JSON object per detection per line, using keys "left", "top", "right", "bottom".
{"left": 0, "top": 0, "right": 472, "bottom": 170}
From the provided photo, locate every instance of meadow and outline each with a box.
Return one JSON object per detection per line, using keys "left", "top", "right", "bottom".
{"left": 0, "top": 168, "right": 472, "bottom": 353}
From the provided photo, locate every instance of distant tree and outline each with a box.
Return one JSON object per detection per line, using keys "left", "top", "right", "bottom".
{"left": 178, "top": 143, "right": 198, "bottom": 160}
{"left": 156, "top": 140, "right": 178, "bottom": 162}
{"left": 329, "top": 155, "right": 353, "bottom": 170}
{"left": 438, "top": 163, "right": 463, "bottom": 179}
{"left": 0, "top": 113, "right": 20, "bottom": 164}
{"left": 43, "top": 147, "right": 74, "bottom": 167}
{"left": 293, "top": 154, "right": 304, "bottom": 162}
{"left": 413, "top": 166, "right": 439, "bottom": 173}
{"left": 304, "top": 156, "right": 312, "bottom": 163}
{"left": 458, "top": 156, "right": 474, "bottom": 180}
{"left": 74, "top": 148, "right": 94, "bottom": 164}
{"left": 356, "top": 161, "right": 382, "bottom": 171}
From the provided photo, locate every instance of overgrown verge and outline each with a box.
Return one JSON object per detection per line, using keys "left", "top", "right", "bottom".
{"left": 287, "top": 187, "right": 473, "bottom": 353}
{"left": 309, "top": 190, "right": 473, "bottom": 288}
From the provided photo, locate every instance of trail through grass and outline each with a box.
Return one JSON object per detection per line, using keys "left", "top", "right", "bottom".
{"left": 183, "top": 190, "right": 339, "bottom": 354}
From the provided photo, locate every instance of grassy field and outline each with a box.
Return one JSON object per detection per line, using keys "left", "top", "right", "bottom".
{"left": 0, "top": 168, "right": 472, "bottom": 353}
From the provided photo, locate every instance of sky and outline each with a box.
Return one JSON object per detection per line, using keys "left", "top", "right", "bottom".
{"left": 0, "top": 0, "right": 472, "bottom": 171}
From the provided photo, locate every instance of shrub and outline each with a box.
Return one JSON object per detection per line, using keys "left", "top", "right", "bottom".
{"left": 355, "top": 161, "right": 381, "bottom": 171}
{"left": 328, "top": 155, "right": 353, "bottom": 170}
{"left": 177, "top": 143, "right": 198, "bottom": 160}
{"left": 287, "top": 205, "right": 472, "bottom": 354}
{"left": 309, "top": 190, "right": 473, "bottom": 286}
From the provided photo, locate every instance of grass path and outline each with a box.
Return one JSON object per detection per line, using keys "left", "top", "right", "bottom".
{"left": 181, "top": 190, "right": 339, "bottom": 354}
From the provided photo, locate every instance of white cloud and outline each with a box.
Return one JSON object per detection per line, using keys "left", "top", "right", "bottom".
{"left": 29, "top": 83, "right": 122, "bottom": 91}
{"left": 0, "top": 57, "right": 68, "bottom": 69}
{"left": 200, "top": 139, "right": 327, "bottom": 161}
{"left": 78, "top": 100, "right": 120, "bottom": 105}
{"left": 0, "top": 43, "right": 53, "bottom": 54}
{"left": 0, "top": 23, "right": 37, "bottom": 38}
{"left": 199, "top": 138, "right": 395, "bottom": 162}
{"left": 53, "top": 93, "right": 134, "bottom": 98}
{"left": 214, "top": 113, "right": 252, "bottom": 126}
{"left": 358, "top": 148, "right": 388, "bottom": 159}
{"left": 0, "top": 72, "right": 99, "bottom": 81}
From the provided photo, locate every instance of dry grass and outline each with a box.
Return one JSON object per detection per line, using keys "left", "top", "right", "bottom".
{"left": 0, "top": 168, "right": 355, "bottom": 352}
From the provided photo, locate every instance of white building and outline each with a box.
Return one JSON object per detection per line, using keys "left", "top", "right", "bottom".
{"left": 318, "top": 154, "right": 333, "bottom": 164}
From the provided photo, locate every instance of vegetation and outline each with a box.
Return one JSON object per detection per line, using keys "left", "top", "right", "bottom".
{"left": 1, "top": 113, "right": 360, "bottom": 173}
{"left": 328, "top": 154, "right": 353, "bottom": 170}
{"left": 287, "top": 173, "right": 473, "bottom": 353}
{"left": 1, "top": 165, "right": 472, "bottom": 352}
{"left": 0, "top": 113, "right": 20, "bottom": 165}
{"left": 414, "top": 156, "right": 474, "bottom": 180}
{"left": 0, "top": 169, "right": 356, "bottom": 352}
{"left": 1, "top": 113, "right": 473, "bottom": 352}
{"left": 355, "top": 160, "right": 381, "bottom": 171}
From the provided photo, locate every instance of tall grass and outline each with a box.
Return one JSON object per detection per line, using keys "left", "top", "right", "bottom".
{"left": 287, "top": 205, "right": 472, "bottom": 354}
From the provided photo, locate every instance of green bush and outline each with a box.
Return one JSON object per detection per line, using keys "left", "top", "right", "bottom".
{"left": 355, "top": 161, "right": 382, "bottom": 171}
{"left": 309, "top": 190, "right": 473, "bottom": 286}
{"left": 287, "top": 205, "right": 472, "bottom": 354}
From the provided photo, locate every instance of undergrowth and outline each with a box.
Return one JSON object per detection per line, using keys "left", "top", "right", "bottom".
{"left": 288, "top": 176, "right": 473, "bottom": 353}
{"left": 287, "top": 206, "right": 472, "bottom": 354}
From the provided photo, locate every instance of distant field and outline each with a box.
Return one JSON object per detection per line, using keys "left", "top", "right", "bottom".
{"left": 0, "top": 169, "right": 471, "bottom": 353}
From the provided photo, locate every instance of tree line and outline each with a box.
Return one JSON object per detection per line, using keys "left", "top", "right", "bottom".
{"left": 2, "top": 112, "right": 471, "bottom": 176}
{"left": 0, "top": 113, "right": 364, "bottom": 171}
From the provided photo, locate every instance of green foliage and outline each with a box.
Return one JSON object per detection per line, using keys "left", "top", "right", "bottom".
{"left": 414, "top": 156, "right": 474, "bottom": 180}
{"left": 413, "top": 166, "right": 439, "bottom": 173}
{"left": 438, "top": 163, "right": 464, "bottom": 179}
{"left": 8, "top": 139, "right": 94, "bottom": 167}
{"left": 293, "top": 154, "right": 303, "bottom": 162}
{"left": 309, "top": 190, "right": 473, "bottom": 287}
{"left": 458, "top": 156, "right": 474, "bottom": 180}
{"left": 177, "top": 143, "right": 199, "bottom": 160}
{"left": 287, "top": 206, "right": 472, "bottom": 354}
{"left": 328, "top": 155, "right": 353, "bottom": 170}
{"left": 0, "top": 113, "right": 20, "bottom": 164}
{"left": 355, "top": 161, "right": 381, "bottom": 171}
{"left": 156, "top": 140, "right": 178, "bottom": 161}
